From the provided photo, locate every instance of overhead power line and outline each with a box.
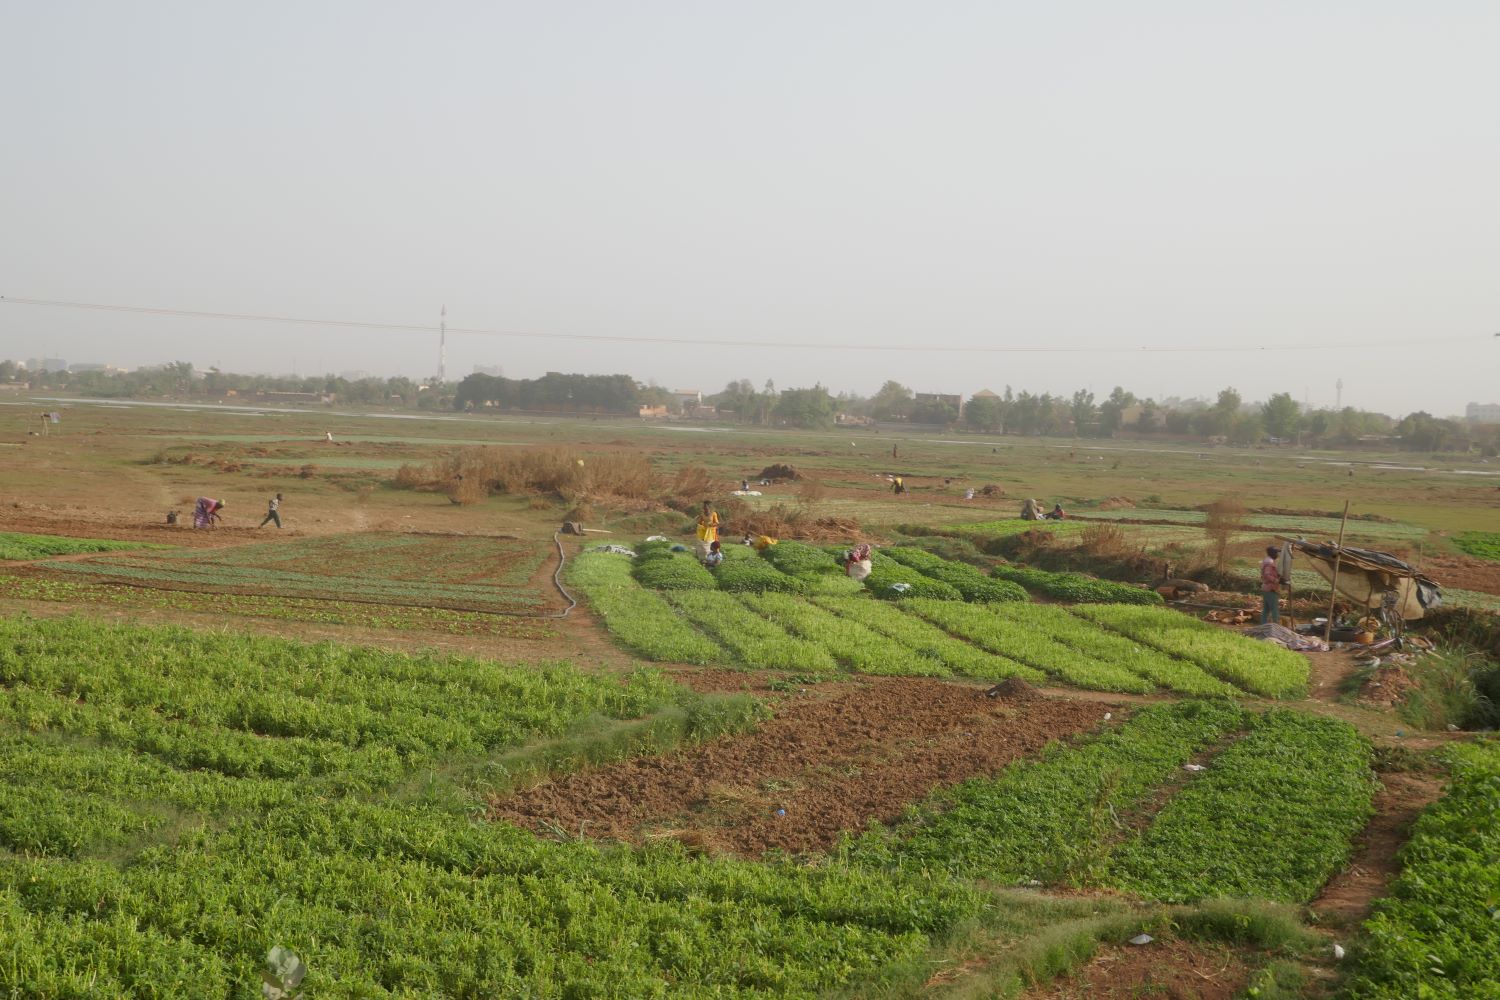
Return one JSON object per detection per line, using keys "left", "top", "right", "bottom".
{"left": 0, "top": 295, "right": 1487, "bottom": 355}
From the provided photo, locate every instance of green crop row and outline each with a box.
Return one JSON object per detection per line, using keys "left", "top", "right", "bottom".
{"left": 713, "top": 556, "right": 809, "bottom": 594}
{"left": 951, "top": 519, "right": 1086, "bottom": 540}
{"left": 567, "top": 552, "right": 719, "bottom": 663}
{"left": 0, "top": 573, "right": 551, "bottom": 638}
{"left": 883, "top": 547, "right": 1028, "bottom": 603}
{"left": 987, "top": 603, "right": 1243, "bottom": 696}
{"left": 1108, "top": 710, "right": 1376, "bottom": 902}
{"left": 907, "top": 599, "right": 1154, "bottom": 693}
{"left": 738, "top": 592, "right": 949, "bottom": 677}
{"left": 862, "top": 556, "right": 964, "bottom": 601}
{"left": 0, "top": 532, "right": 156, "bottom": 561}
{"left": 1070, "top": 604, "right": 1309, "bottom": 698}
{"left": 990, "top": 565, "right": 1164, "bottom": 605}
{"left": 0, "top": 796, "right": 988, "bottom": 998}
{"left": 1453, "top": 531, "right": 1500, "bottom": 563}
{"left": 760, "top": 541, "right": 865, "bottom": 595}
{"left": 667, "top": 590, "right": 839, "bottom": 673}
{"left": 632, "top": 549, "right": 718, "bottom": 590}
{"left": 848, "top": 701, "right": 1248, "bottom": 884}
{"left": 813, "top": 597, "right": 1042, "bottom": 681}
{"left": 1343, "top": 739, "right": 1500, "bottom": 999}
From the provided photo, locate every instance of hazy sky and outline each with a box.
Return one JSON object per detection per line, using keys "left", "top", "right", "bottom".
{"left": 3, "top": 1, "right": 1497, "bottom": 415}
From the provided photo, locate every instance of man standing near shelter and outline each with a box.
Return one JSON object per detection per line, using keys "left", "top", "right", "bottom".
{"left": 1260, "top": 546, "right": 1284, "bottom": 624}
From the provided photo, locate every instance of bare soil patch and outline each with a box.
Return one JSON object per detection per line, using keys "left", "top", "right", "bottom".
{"left": 1421, "top": 552, "right": 1500, "bottom": 596}
{"left": 1311, "top": 769, "right": 1445, "bottom": 927}
{"left": 1021, "top": 938, "right": 1252, "bottom": 1000}
{"left": 489, "top": 678, "right": 1115, "bottom": 857}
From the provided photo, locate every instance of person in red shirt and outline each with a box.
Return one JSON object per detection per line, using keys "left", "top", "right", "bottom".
{"left": 1260, "top": 546, "right": 1283, "bottom": 624}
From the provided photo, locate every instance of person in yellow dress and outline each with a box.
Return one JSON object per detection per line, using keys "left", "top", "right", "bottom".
{"left": 695, "top": 500, "right": 720, "bottom": 557}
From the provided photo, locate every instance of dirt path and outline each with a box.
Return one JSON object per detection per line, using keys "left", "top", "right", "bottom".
{"left": 490, "top": 679, "right": 1117, "bottom": 857}
{"left": 1311, "top": 769, "right": 1445, "bottom": 928}
{"left": 1016, "top": 938, "right": 1253, "bottom": 1000}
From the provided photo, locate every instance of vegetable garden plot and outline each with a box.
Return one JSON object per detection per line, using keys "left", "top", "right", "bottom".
{"left": 667, "top": 590, "right": 839, "bottom": 673}
{"left": 990, "top": 564, "right": 1163, "bottom": 605}
{"left": 982, "top": 603, "right": 1243, "bottom": 697}
{"left": 848, "top": 701, "right": 1248, "bottom": 884}
{"left": 37, "top": 532, "right": 550, "bottom": 612}
{"left": 813, "top": 597, "right": 1042, "bottom": 681}
{"left": 738, "top": 592, "right": 949, "bottom": 677}
{"left": 1069, "top": 604, "right": 1309, "bottom": 698}
{"left": 1342, "top": 739, "right": 1500, "bottom": 1000}
{"left": 0, "top": 615, "right": 995, "bottom": 999}
{"left": 907, "top": 599, "right": 1154, "bottom": 693}
{"left": 1108, "top": 710, "right": 1377, "bottom": 903}
{"left": 759, "top": 540, "right": 865, "bottom": 595}
{"left": 883, "top": 547, "right": 1028, "bottom": 603}
{"left": 567, "top": 552, "right": 719, "bottom": 663}
{"left": 0, "top": 531, "right": 159, "bottom": 561}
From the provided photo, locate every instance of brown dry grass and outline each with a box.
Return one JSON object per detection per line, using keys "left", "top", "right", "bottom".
{"left": 397, "top": 446, "right": 659, "bottom": 504}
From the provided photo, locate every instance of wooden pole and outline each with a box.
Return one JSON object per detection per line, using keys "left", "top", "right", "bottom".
{"left": 1323, "top": 500, "right": 1351, "bottom": 644}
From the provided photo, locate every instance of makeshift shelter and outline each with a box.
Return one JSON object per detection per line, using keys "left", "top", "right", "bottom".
{"left": 1283, "top": 539, "right": 1441, "bottom": 621}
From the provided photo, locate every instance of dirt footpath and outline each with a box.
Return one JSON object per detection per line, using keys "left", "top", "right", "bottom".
{"left": 490, "top": 678, "right": 1116, "bottom": 857}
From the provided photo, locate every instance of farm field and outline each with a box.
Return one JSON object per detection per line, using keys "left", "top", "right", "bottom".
{"left": 1, "top": 400, "right": 1498, "bottom": 996}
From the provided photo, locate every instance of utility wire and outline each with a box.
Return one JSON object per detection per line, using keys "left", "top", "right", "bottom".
{"left": 0, "top": 294, "right": 1486, "bottom": 355}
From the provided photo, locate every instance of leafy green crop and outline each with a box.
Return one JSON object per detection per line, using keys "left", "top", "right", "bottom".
{"left": 813, "top": 597, "right": 1042, "bottom": 681}
{"left": 667, "top": 590, "right": 839, "bottom": 673}
{"left": 990, "top": 565, "right": 1163, "bottom": 605}
{"left": 1109, "top": 710, "right": 1376, "bottom": 903}
{"left": 1342, "top": 739, "right": 1500, "bottom": 999}
{"left": 0, "top": 532, "right": 157, "bottom": 561}
{"left": 862, "top": 556, "right": 964, "bottom": 601}
{"left": 1454, "top": 531, "right": 1500, "bottom": 563}
{"left": 632, "top": 550, "right": 717, "bottom": 590}
{"left": 760, "top": 541, "right": 866, "bottom": 595}
{"left": 738, "top": 592, "right": 949, "bottom": 677}
{"left": 713, "top": 557, "right": 809, "bottom": 594}
{"left": 883, "top": 548, "right": 1028, "bottom": 603}
{"left": 907, "top": 599, "right": 1154, "bottom": 693}
{"left": 568, "top": 552, "right": 719, "bottom": 663}
{"left": 1070, "top": 604, "right": 1309, "bottom": 698}
{"left": 849, "top": 701, "right": 1247, "bottom": 884}
{"left": 986, "top": 603, "right": 1243, "bottom": 697}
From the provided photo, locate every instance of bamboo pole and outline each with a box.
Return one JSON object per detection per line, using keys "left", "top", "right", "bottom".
{"left": 1323, "top": 500, "right": 1351, "bottom": 644}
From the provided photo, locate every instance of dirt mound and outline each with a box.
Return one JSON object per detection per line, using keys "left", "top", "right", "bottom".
{"left": 489, "top": 678, "right": 1113, "bottom": 857}
{"left": 1358, "top": 663, "right": 1419, "bottom": 709}
{"left": 985, "top": 677, "right": 1039, "bottom": 701}
{"left": 756, "top": 463, "right": 800, "bottom": 482}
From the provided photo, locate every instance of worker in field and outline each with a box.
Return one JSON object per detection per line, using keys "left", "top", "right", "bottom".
{"left": 258, "top": 492, "right": 284, "bottom": 529}
{"left": 1044, "top": 503, "right": 1067, "bottom": 520}
{"left": 1260, "top": 546, "right": 1284, "bottom": 624}
{"left": 892, "top": 475, "right": 905, "bottom": 495}
{"left": 695, "top": 500, "right": 720, "bottom": 558}
{"left": 750, "top": 533, "right": 777, "bottom": 550}
{"left": 702, "top": 540, "right": 724, "bottom": 568}
{"left": 843, "top": 542, "right": 873, "bottom": 582}
{"left": 192, "top": 497, "right": 225, "bottom": 529}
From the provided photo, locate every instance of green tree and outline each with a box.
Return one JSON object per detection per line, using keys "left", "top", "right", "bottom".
{"left": 1261, "top": 392, "right": 1301, "bottom": 440}
{"left": 774, "top": 386, "right": 835, "bottom": 428}
{"left": 964, "top": 395, "right": 1003, "bottom": 432}
{"left": 870, "top": 380, "right": 914, "bottom": 420}
{"left": 1069, "top": 390, "right": 1095, "bottom": 435}
{"left": 1097, "top": 386, "right": 1136, "bottom": 437}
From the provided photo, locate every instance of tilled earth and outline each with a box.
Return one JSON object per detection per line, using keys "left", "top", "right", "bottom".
{"left": 489, "top": 677, "right": 1116, "bottom": 857}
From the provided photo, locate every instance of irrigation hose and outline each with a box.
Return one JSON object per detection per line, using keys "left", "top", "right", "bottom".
{"left": 549, "top": 530, "right": 578, "bottom": 620}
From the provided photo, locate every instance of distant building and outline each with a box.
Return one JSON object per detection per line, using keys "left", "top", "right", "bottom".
{"left": 1466, "top": 402, "right": 1500, "bottom": 424}
{"left": 638, "top": 404, "right": 669, "bottom": 419}
{"left": 472, "top": 365, "right": 505, "bottom": 377}
{"left": 69, "top": 363, "right": 118, "bottom": 373}
{"left": 26, "top": 358, "right": 67, "bottom": 372}
{"left": 914, "top": 392, "right": 963, "bottom": 409}
{"left": 970, "top": 388, "right": 1001, "bottom": 401}
{"left": 672, "top": 389, "right": 703, "bottom": 407}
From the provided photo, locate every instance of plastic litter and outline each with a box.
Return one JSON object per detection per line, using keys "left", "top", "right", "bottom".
{"left": 587, "top": 544, "right": 637, "bottom": 556}
{"left": 889, "top": 582, "right": 912, "bottom": 594}
{"left": 645, "top": 535, "right": 670, "bottom": 542}
{"left": 773, "top": 808, "right": 786, "bottom": 818}
{"left": 1103, "top": 712, "right": 1112, "bottom": 721}
{"left": 1332, "top": 944, "right": 1346, "bottom": 960}
{"left": 1183, "top": 763, "right": 1206, "bottom": 772}
{"left": 1128, "top": 934, "right": 1154, "bottom": 946}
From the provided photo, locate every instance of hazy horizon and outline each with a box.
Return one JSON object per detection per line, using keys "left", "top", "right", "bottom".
{"left": 3, "top": 2, "right": 1498, "bottom": 413}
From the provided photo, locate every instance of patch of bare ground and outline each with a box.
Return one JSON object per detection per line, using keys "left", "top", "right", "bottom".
{"left": 1019, "top": 938, "right": 1252, "bottom": 1000}
{"left": 1310, "top": 769, "right": 1445, "bottom": 927}
{"left": 489, "top": 678, "right": 1117, "bottom": 857}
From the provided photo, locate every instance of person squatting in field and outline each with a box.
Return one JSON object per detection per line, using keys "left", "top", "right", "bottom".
{"left": 843, "top": 542, "right": 873, "bottom": 582}
{"left": 259, "top": 492, "right": 284, "bottom": 528}
{"left": 702, "top": 540, "right": 724, "bottom": 568}
{"left": 192, "top": 497, "right": 225, "bottom": 529}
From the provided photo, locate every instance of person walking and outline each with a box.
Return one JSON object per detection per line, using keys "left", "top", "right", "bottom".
{"left": 1260, "top": 546, "right": 1284, "bottom": 624}
{"left": 259, "top": 492, "right": 284, "bottom": 528}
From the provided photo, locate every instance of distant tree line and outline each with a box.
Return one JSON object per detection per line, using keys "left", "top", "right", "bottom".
{"left": 3, "top": 359, "right": 1494, "bottom": 454}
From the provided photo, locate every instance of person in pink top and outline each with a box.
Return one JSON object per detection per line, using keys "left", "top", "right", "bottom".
{"left": 1260, "top": 546, "right": 1283, "bottom": 624}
